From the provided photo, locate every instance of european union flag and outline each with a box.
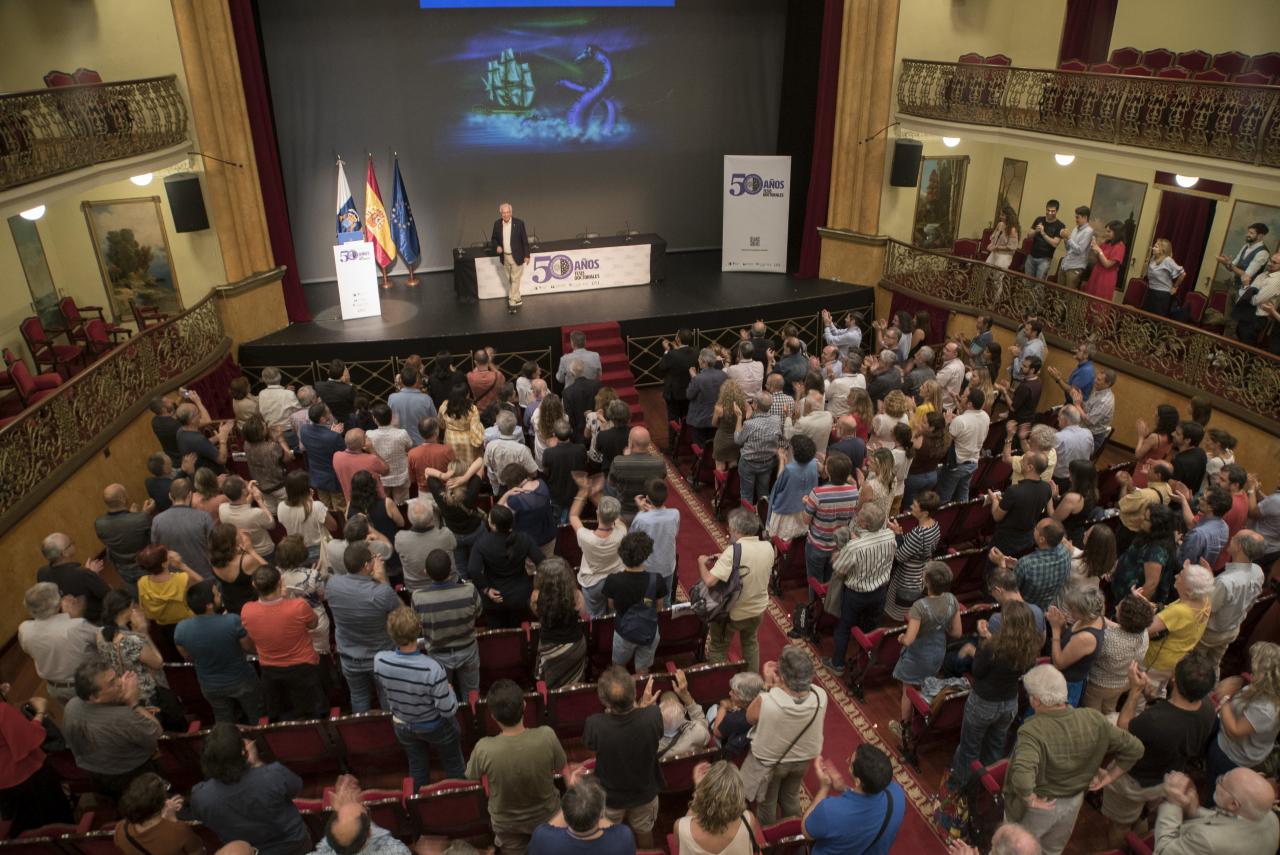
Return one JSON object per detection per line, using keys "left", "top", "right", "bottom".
{"left": 390, "top": 157, "right": 421, "bottom": 268}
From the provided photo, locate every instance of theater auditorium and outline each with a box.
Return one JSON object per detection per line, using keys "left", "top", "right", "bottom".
{"left": 0, "top": 1, "right": 1277, "bottom": 854}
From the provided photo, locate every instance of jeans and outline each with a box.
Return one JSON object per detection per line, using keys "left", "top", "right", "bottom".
{"left": 203, "top": 674, "right": 266, "bottom": 724}
{"left": 804, "top": 541, "right": 832, "bottom": 585}
{"left": 430, "top": 642, "right": 480, "bottom": 700}
{"left": 948, "top": 693, "right": 1017, "bottom": 787}
{"left": 394, "top": 718, "right": 467, "bottom": 789}
{"left": 901, "top": 469, "right": 938, "bottom": 510}
{"left": 707, "top": 613, "right": 763, "bottom": 673}
{"left": 738, "top": 456, "right": 771, "bottom": 505}
{"left": 261, "top": 663, "right": 327, "bottom": 722}
{"left": 1066, "top": 680, "right": 1085, "bottom": 707}
{"left": 936, "top": 459, "right": 977, "bottom": 503}
{"left": 340, "top": 657, "right": 387, "bottom": 713}
{"left": 831, "top": 584, "right": 888, "bottom": 666}
{"left": 582, "top": 579, "right": 609, "bottom": 618}
{"left": 452, "top": 527, "right": 484, "bottom": 581}
{"left": 1206, "top": 730, "right": 1238, "bottom": 787}
{"left": 612, "top": 629, "right": 660, "bottom": 672}
{"left": 1024, "top": 256, "right": 1052, "bottom": 281}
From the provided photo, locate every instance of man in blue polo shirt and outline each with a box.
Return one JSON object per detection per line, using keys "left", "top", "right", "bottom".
{"left": 803, "top": 744, "right": 905, "bottom": 855}
{"left": 174, "top": 580, "right": 263, "bottom": 724}
{"left": 1048, "top": 341, "right": 1097, "bottom": 402}
{"left": 299, "top": 401, "right": 349, "bottom": 515}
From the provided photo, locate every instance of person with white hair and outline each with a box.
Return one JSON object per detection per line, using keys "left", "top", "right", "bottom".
{"left": 18, "top": 582, "right": 97, "bottom": 704}
{"left": 1141, "top": 563, "right": 1214, "bottom": 701}
{"left": 395, "top": 498, "right": 456, "bottom": 592}
{"left": 711, "top": 671, "right": 766, "bottom": 756}
{"left": 483, "top": 409, "right": 536, "bottom": 494}
{"left": 902, "top": 345, "right": 935, "bottom": 398}
{"left": 256, "top": 367, "right": 302, "bottom": 437}
{"left": 656, "top": 668, "right": 711, "bottom": 757}
{"left": 824, "top": 503, "right": 896, "bottom": 674}
{"left": 866, "top": 349, "right": 903, "bottom": 404}
{"left": 1155, "top": 767, "right": 1279, "bottom": 855}
{"left": 1052, "top": 405, "right": 1095, "bottom": 490}
{"left": 1003, "top": 664, "right": 1143, "bottom": 855}
{"left": 744, "top": 646, "right": 828, "bottom": 825}
{"left": 946, "top": 823, "right": 1042, "bottom": 855}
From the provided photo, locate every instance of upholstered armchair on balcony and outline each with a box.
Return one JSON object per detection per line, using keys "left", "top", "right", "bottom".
{"left": 129, "top": 299, "right": 169, "bottom": 330}
{"left": 1, "top": 348, "right": 62, "bottom": 409}
{"left": 19, "top": 316, "right": 85, "bottom": 378}
{"left": 57, "top": 297, "right": 130, "bottom": 349}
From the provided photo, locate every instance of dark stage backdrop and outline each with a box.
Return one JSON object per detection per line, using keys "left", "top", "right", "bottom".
{"left": 258, "top": 0, "right": 787, "bottom": 282}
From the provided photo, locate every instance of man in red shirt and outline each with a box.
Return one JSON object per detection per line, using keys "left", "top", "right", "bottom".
{"left": 240, "top": 566, "right": 326, "bottom": 721}
{"left": 332, "top": 429, "right": 389, "bottom": 502}
{"left": 407, "top": 416, "right": 454, "bottom": 489}
{"left": 1220, "top": 464, "right": 1251, "bottom": 541}
{"left": 466, "top": 349, "right": 505, "bottom": 411}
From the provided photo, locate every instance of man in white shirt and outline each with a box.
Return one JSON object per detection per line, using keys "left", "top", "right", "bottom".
{"left": 1234, "top": 250, "right": 1280, "bottom": 345}
{"left": 725, "top": 341, "right": 765, "bottom": 396}
{"left": 937, "top": 389, "right": 991, "bottom": 503}
{"left": 935, "top": 341, "right": 967, "bottom": 407}
{"left": 18, "top": 582, "right": 96, "bottom": 705}
{"left": 218, "top": 476, "right": 276, "bottom": 560}
{"left": 1058, "top": 206, "right": 1094, "bottom": 290}
{"left": 821, "top": 308, "right": 863, "bottom": 358}
{"left": 824, "top": 356, "right": 866, "bottom": 417}
{"left": 257, "top": 367, "right": 302, "bottom": 437}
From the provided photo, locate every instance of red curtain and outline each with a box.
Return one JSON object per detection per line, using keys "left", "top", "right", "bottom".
{"left": 889, "top": 292, "right": 951, "bottom": 345}
{"left": 185, "top": 355, "right": 243, "bottom": 421}
{"left": 228, "top": 0, "right": 311, "bottom": 323}
{"left": 1153, "top": 191, "right": 1216, "bottom": 302}
{"left": 795, "top": 0, "right": 844, "bottom": 279}
{"left": 1058, "top": 0, "right": 1118, "bottom": 65}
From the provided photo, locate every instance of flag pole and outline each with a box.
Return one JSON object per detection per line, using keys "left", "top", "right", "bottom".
{"left": 406, "top": 260, "right": 419, "bottom": 287}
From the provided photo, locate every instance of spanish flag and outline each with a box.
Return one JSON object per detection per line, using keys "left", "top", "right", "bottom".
{"left": 363, "top": 155, "right": 396, "bottom": 269}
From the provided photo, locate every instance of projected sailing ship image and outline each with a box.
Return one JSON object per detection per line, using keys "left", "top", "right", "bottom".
{"left": 483, "top": 49, "right": 535, "bottom": 112}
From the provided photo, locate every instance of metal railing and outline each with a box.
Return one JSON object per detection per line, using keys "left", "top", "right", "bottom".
{"left": 0, "top": 75, "right": 188, "bottom": 190}
{"left": 880, "top": 239, "right": 1280, "bottom": 431}
{"left": 896, "top": 59, "right": 1280, "bottom": 167}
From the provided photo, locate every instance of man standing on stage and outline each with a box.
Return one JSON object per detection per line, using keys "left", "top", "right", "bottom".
{"left": 492, "top": 202, "right": 530, "bottom": 314}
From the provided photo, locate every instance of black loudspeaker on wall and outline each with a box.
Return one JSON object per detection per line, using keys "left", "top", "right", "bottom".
{"left": 889, "top": 139, "right": 924, "bottom": 188}
{"left": 163, "top": 172, "right": 210, "bottom": 233}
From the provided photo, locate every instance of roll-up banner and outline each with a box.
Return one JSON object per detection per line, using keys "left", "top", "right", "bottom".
{"left": 721, "top": 154, "right": 791, "bottom": 273}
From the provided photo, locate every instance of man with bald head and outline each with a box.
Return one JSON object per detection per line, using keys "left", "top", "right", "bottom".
{"left": 95, "top": 484, "right": 154, "bottom": 595}
{"left": 151, "top": 478, "right": 214, "bottom": 577}
{"left": 607, "top": 426, "right": 667, "bottom": 523}
{"left": 332, "top": 428, "right": 389, "bottom": 503}
{"left": 37, "top": 533, "right": 110, "bottom": 623}
{"left": 1155, "top": 767, "right": 1279, "bottom": 854}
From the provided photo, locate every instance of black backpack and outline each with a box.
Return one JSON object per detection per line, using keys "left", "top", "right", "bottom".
{"left": 616, "top": 573, "right": 661, "bottom": 645}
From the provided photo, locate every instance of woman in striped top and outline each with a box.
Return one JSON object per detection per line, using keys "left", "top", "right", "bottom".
{"left": 883, "top": 491, "right": 943, "bottom": 622}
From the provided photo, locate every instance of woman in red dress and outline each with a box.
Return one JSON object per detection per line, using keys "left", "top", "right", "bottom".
{"left": 1084, "top": 220, "right": 1126, "bottom": 302}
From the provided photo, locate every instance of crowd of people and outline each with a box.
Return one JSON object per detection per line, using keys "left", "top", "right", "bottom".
{"left": 5, "top": 310, "right": 1280, "bottom": 855}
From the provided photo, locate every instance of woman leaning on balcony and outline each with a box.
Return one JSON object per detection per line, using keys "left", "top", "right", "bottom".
{"left": 985, "top": 207, "right": 1020, "bottom": 270}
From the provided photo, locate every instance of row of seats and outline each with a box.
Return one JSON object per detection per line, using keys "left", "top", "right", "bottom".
{"left": 1058, "top": 48, "right": 1280, "bottom": 84}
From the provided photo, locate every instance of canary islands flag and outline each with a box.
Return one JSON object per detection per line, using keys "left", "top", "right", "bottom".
{"left": 390, "top": 157, "right": 421, "bottom": 268}
{"left": 364, "top": 156, "right": 396, "bottom": 268}
{"left": 335, "top": 158, "right": 361, "bottom": 239}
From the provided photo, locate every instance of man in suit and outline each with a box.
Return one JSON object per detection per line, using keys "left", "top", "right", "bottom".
{"left": 1154, "top": 767, "right": 1278, "bottom": 855}
{"left": 556, "top": 330, "right": 602, "bottom": 391}
{"left": 314, "top": 359, "right": 355, "bottom": 423}
{"left": 658, "top": 329, "right": 698, "bottom": 451}
{"left": 492, "top": 202, "right": 530, "bottom": 314}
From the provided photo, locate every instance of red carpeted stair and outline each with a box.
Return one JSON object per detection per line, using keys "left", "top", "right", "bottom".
{"left": 561, "top": 321, "right": 644, "bottom": 425}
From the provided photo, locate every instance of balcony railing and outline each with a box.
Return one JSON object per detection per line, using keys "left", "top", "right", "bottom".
{"left": 0, "top": 75, "right": 188, "bottom": 191}
{"left": 880, "top": 239, "right": 1280, "bottom": 432}
{"left": 0, "top": 293, "right": 228, "bottom": 533}
{"left": 896, "top": 59, "right": 1280, "bottom": 167}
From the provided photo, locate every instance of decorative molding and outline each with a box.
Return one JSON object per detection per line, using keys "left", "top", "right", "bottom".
{"left": 213, "top": 266, "right": 288, "bottom": 298}
{"left": 817, "top": 228, "right": 890, "bottom": 246}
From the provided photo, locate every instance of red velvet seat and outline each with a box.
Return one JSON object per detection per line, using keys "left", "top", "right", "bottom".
{"left": 156, "top": 724, "right": 209, "bottom": 794}
{"left": 470, "top": 686, "right": 546, "bottom": 740}
{"left": 16, "top": 814, "right": 92, "bottom": 840}
{"left": 952, "top": 238, "right": 980, "bottom": 258}
{"left": 655, "top": 605, "right": 707, "bottom": 662}
{"left": 1057, "top": 59, "right": 1087, "bottom": 72}
{"left": 476, "top": 624, "right": 537, "bottom": 688}
{"left": 1139, "top": 48, "right": 1174, "bottom": 70}
{"left": 712, "top": 466, "right": 740, "bottom": 519}
{"left": 1109, "top": 47, "right": 1140, "bottom": 67}
{"left": 253, "top": 716, "right": 342, "bottom": 782}
{"left": 586, "top": 613, "right": 617, "bottom": 677}
{"left": 405, "top": 779, "right": 490, "bottom": 839}
{"left": 331, "top": 710, "right": 403, "bottom": 780}
{"left": 1182, "top": 290, "right": 1208, "bottom": 323}
{"left": 1120, "top": 65, "right": 1152, "bottom": 76}
{"left": 1191, "top": 68, "right": 1226, "bottom": 81}
{"left": 1174, "top": 50, "right": 1211, "bottom": 73}
{"left": 1211, "top": 50, "right": 1249, "bottom": 76}
{"left": 162, "top": 661, "right": 214, "bottom": 726}
{"left": 1088, "top": 62, "right": 1120, "bottom": 75}
{"left": 984, "top": 54, "right": 1011, "bottom": 66}
{"left": 1232, "top": 71, "right": 1275, "bottom": 85}
{"left": 901, "top": 681, "right": 971, "bottom": 768}
{"left": 1123, "top": 277, "right": 1148, "bottom": 308}
{"left": 958, "top": 52, "right": 984, "bottom": 65}
{"left": 659, "top": 746, "right": 721, "bottom": 793}
{"left": 1246, "top": 51, "right": 1280, "bottom": 79}
{"left": 3, "top": 351, "right": 62, "bottom": 409}
{"left": 544, "top": 681, "right": 605, "bottom": 741}
{"left": 666, "top": 659, "right": 745, "bottom": 706}
{"left": 847, "top": 624, "right": 908, "bottom": 701}
{"left": 129, "top": 298, "right": 169, "bottom": 330}
{"left": 1096, "top": 460, "right": 1137, "bottom": 507}
{"left": 42, "top": 70, "right": 76, "bottom": 87}
{"left": 58, "top": 297, "right": 129, "bottom": 349}
{"left": 19, "top": 316, "right": 84, "bottom": 378}
{"left": 769, "top": 534, "right": 807, "bottom": 595}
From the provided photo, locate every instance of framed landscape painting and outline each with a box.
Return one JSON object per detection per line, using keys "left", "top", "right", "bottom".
{"left": 1211, "top": 199, "right": 1280, "bottom": 291}
{"left": 1088, "top": 175, "right": 1147, "bottom": 285}
{"left": 82, "top": 197, "right": 182, "bottom": 321}
{"left": 993, "top": 157, "right": 1028, "bottom": 226}
{"left": 913, "top": 155, "right": 969, "bottom": 250}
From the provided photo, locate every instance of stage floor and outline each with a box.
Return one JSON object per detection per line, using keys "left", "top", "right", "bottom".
{"left": 239, "top": 250, "right": 873, "bottom": 365}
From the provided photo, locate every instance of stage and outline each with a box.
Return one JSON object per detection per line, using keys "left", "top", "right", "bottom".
{"left": 238, "top": 250, "right": 873, "bottom": 367}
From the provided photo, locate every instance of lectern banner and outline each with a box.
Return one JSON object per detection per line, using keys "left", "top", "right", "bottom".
{"left": 722, "top": 155, "right": 790, "bottom": 273}
{"left": 333, "top": 243, "right": 382, "bottom": 320}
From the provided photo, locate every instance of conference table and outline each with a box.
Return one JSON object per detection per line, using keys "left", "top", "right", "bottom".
{"left": 453, "top": 233, "right": 667, "bottom": 301}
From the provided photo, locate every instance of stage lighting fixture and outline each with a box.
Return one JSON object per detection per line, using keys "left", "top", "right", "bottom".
{"left": 130, "top": 173, "right": 154, "bottom": 186}
{"left": 1054, "top": 153, "right": 1075, "bottom": 166}
{"left": 19, "top": 205, "right": 45, "bottom": 220}
{"left": 1174, "top": 174, "right": 1199, "bottom": 188}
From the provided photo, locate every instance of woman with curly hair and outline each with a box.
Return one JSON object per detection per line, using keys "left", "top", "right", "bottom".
{"left": 677, "top": 760, "right": 761, "bottom": 855}
{"left": 871, "top": 390, "right": 912, "bottom": 449}
{"left": 530, "top": 557, "right": 587, "bottom": 688}
{"left": 440, "top": 380, "right": 484, "bottom": 468}
{"left": 191, "top": 467, "right": 228, "bottom": 521}
{"left": 1083, "top": 593, "right": 1152, "bottom": 713}
{"left": 1111, "top": 503, "right": 1180, "bottom": 605}
{"left": 208, "top": 523, "right": 265, "bottom": 615}
{"left": 533, "top": 393, "right": 565, "bottom": 466}
{"left": 914, "top": 378, "right": 944, "bottom": 424}
{"left": 712, "top": 379, "right": 746, "bottom": 471}
{"left": 860, "top": 448, "right": 896, "bottom": 522}
{"left": 943, "top": 599, "right": 1040, "bottom": 792}
{"left": 1211, "top": 641, "right": 1280, "bottom": 785}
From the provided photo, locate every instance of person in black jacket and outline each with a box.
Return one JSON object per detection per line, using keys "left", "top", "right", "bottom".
{"left": 492, "top": 203, "right": 530, "bottom": 312}
{"left": 314, "top": 359, "right": 355, "bottom": 424}
{"left": 658, "top": 329, "right": 698, "bottom": 450}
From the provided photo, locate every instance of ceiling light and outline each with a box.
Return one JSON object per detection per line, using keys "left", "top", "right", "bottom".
{"left": 1174, "top": 174, "right": 1199, "bottom": 188}
{"left": 130, "top": 173, "right": 154, "bottom": 186}
{"left": 1054, "top": 153, "right": 1075, "bottom": 166}
{"left": 942, "top": 136, "right": 961, "bottom": 148}
{"left": 19, "top": 205, "right": 45, "bottom": 220}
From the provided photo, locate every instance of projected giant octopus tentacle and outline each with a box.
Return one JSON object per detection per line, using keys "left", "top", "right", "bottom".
{"left": 557, "top": 45, "right": 616, "bottom": 135}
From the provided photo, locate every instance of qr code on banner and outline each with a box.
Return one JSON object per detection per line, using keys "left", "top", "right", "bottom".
{"left": 750, "top": 236, "right": 760, "bottom": 247}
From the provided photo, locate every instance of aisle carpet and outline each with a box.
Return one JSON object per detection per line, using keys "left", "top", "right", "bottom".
{"left": 662, "top": 461, "right": 950, "bottom": 854}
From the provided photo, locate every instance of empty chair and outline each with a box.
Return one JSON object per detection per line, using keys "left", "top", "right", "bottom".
{"left": 846, "top": 625, "right": 908, "bottom": 701}
{"left": 19, "top": 316, "right": 84, "bottom": 378}
{"left": 57, "top": 297, "right": 129, "bottom": 348}
{"left": 958, "top": 52, "right": 984, "bottom": 64}
{"left": 1246, "top": 51, "right": 1280, "bottom": 79}
{"left": 1190, "top": 68, "right": 1225, "bottom": 81}
{"left": 1139, "top": 48, "right": 1174, "bottom": 70}
{"left": 769, "top": 535, "right": 807, "bottom": 595}
{"left": 2, "top": 350, "right": 61, "bottom": 410}
{"left": 129, "top": 298, "right": 169, "bottom": 330}
{"left": 1123, "top": 277, "right": 1148, "bottom": 308}
{"left": 1174, "top": 50, "right": 1211, "bottom": 73}
{"left": 162, "top": 662, "right": 214, "bottom": 726}
{"left": 1089, "top": 62, "right": 1120, "bottom": 74}
{"left": 984, "top": 54, "right": 1011, "bottom": 66}
{"left": 404, "top": 779, "right": 490, "bottom": 839}
{"left": 654, "top": 606, "right": 707, "bottom": 662}
{"left": 952, "top": 238, "right": 980, "bottom": 258}
{"left": 1057, "top": 59, "right": 1087, "bottom": 72}
{"left": 1182, "top": 290, "right": 1208, "bottom": 323}
{"left": 1119, "top": 65, "right": 1152, "bottom": 76}
{"left": 900, "top": 682, "right": 972, "bottom": 768}
{"left": 477, "top": 625, "right": 537, "bottom": 688}
{"left": 1109, "top": 47, "right": 1140, "bottom": 67}
{"left": 1211, "top": 50, "right": 1249, "bottom": 76}
{"left": 331, "top": 710, "right": 403, "bottom": 780}
{"left": 1232, "top": 71, "right": 1274, "bottom": 85}
{"left": 968, "top": 759, "right": 1010, "bottom": 850}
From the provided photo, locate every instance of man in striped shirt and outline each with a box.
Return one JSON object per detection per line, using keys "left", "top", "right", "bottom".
{"left": 801, "top": 452, "right": 859, "bottom": 588}
{"left": 373, "top": 606, "right": 466, "bottom": 789}
{"left": 734, "top": 392, "right": 782, "bottom": 505}
{"left": 411, "top": 550, "right": 482, "bottom": 696}
{"left": 825, "top": 504, "right": 897, "bottom": 673}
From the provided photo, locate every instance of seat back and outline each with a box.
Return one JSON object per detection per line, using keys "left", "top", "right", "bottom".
{"left": 673, "top": 659, "right": 746, "bottom": 706}
{"left": 253, "top": 717, "right": 341, "bottom": 778}
{"left": 931, "top": 499, "right": 973, "bottom": 546}
{"left": 332, "top": 711, "right": 402, "bottom": 778}
{"left": 71, "top": 68, "right": 104, "bottom": 84}
{"left": 1108, "top": 47, "right": 1140, "bottom": 67}
{"left": 1182, "top": 290, "right": 1207, "bottom": 323}
{"left": 545, "top": 682, "right": 604, "bottom": 740}
{"left": 974, "top": 458, "right": 1012, "bottom": 493}
{"left": 1089, "top": 62, "right": 1119, "bottom": 74}
{"left": 1139, "top": 48, "right": 1174, "bottom": 70}
{"left": 848, "top": 625, "right": 908, "bottom": 699}
{"left": 655, "top": 605, "right": 706, "bottom": 662}
{"left": 156, "top": 728, "right": 209, "bottom": 793}
{"left": 43, "top": 70, "right": 76, "bottom": 87}
{"left": 1246, "top": 51, "right": 1280, "bottom": 78}
{"left": 1119, "top": 65, "right": 1151, "bottom": 76}
{"left": 18, "top": 317, "right": 50, "bottom": 354}
{"left": 472, "top": 688, "right": 546, "bottom": 738}
{"left": 952, "top": 238, "right": 980, "bottom": 259}
{"left": 162, "top": 662, "right": 214, "bottom": 725}
{"left": 984, "top": 54, "right": 1011, "bottom": 66}
{"left": 1175, "top": 50, "right": 1211, "bottom": 72}
{"left": 945, "top": 497, "right": 990, "bottom": 546}
{"left": 958, "top": 52, "right": 984, "bottom": 64}
{"left": 6, "top": 359, "right": 37, "bottom": 401}
{"left": 1232, "top": 71, "right": 1273, "bottom": 85}
{"left": 406, "top": 780, "right": 490, "bottom": 838}
{"left": 658, "top": 746, "right": 722, "bottom": 793}
{"left": 57, "top": 297, "right": 84, "bottom": 327}
{"left": 477, "top": 625, "right": 535, "bottom": 688}
{"left": 1057, "top": 59, "right": 1086, "bottom": 72}
{"left": 1211, "top": 50, "right": 1249, "bottom": 75}
{"left": 1123, "top": 278, "right": 1147, "bottom": 308}
{"left": 587, "top": 613, "right": 617, "bottom": 676}
{"left": 1096, "top": 460, "right": 1136, "bottom": 507}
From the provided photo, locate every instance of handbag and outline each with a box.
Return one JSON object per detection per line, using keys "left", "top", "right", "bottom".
{"left": 616, "top": 573, "right": 660, "bottom": 645}
{"left": 689, "top": 543, "right": 744, "bottom": 623}
{"left": 822, "top": 577, "right": 844, "bottom": 616}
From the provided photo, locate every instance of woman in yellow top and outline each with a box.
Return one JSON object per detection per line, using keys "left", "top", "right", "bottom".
{"left": 913, "top": 379, "right": 943, "bottom": 427}
{"left": 439, "top": 380, "right": 484, "bottom": 467}
{"left": 1142, "top": 563, "right": 1214, "bottom": 697}
{"left": 136, "top": 543, "right": 205, "bottom": 630}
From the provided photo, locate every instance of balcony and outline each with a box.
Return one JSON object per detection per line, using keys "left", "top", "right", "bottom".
{"left": 896, "top": 59, "right": 1280, "bottom": 169}
{"left": 0, "top": 75, "right": 188, "bottom": 193}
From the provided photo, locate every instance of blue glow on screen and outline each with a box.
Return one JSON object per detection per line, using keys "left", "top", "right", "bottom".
{"left": 422, "top": 1, "right": 673, "bottom": 8}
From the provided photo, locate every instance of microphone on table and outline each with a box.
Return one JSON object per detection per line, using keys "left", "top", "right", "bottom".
{"left": 582, "top": 227, "right": 592, "bottom": 246}
{"left": 624, "top": 220, "right": 634, "bottom": 242}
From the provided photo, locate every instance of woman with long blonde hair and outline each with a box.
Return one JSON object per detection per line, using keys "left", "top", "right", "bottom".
{"left": 1144, "top": 237, "right": 1185, "bottom": 317}
{"left": 677, "top": 760, "right": 760, "bottom": 855}
{"left": 841, "top": 388, "right": 874, "bottom": 442}
{"left": 533, "top": 393, "right": 565, "bottom": 465}
{"left": 860, "top": 448, "right": 896, "bottom": 521}
{"left": 712, "top": 379, "right": 746, "bottom": 471}
{"left": 1211, "top": 641, "right": 1280, "bottom": 785}
{"left": 914, "top": 379, "right": 944, "bottom": 425}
